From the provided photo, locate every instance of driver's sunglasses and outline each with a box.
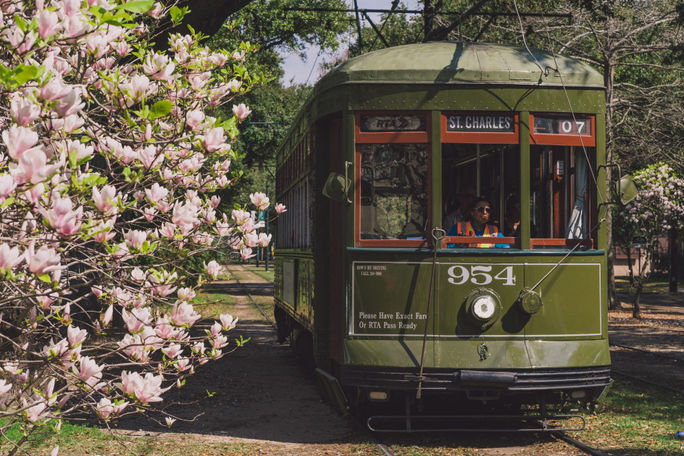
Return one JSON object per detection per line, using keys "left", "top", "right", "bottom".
{"left": 477, "top": 206, "right": 492, "bottom": 214}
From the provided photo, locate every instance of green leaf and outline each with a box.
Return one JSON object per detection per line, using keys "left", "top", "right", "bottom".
{"left": 9, "top": 64, "right": 44, "bottom": 87}
{"left": 116, "top": 0, "right": 154, "bottom": 14}
{"left": 37, "top": 274, "right": 52, "bottom": 284}
{"left": 13, "top": 14, "right": 27, "bottom": 32}
{"left": 169, "top": 6, "right": 189, "bottom": 25}
{"left": 149, "top": 100, "right": 172, "bottom": 119}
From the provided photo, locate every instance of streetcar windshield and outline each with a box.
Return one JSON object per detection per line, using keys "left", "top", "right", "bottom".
{"left": 360, "top": 143, "right": 429, "bottom": 240}
{"left": 530, "top": 145, "right": 596, "bottom": 244}
{"left": 442, "top": 144, "right": 520, "bottom": 242}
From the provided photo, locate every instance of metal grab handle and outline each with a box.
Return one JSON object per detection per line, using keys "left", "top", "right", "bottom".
{"left": 431, "top": 227, "right": 446, "bottom": 247}
{"left": 344, "top": 160, "right": 352, "bottom": 203}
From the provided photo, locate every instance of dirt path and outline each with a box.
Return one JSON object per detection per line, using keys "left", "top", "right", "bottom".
{"left": 115, "top": 273, "right": 355, "bottom": 450}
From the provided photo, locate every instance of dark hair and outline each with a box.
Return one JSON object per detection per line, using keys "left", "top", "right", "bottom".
{"left": 469, "top": 197, "right": 494, "bottom": 213}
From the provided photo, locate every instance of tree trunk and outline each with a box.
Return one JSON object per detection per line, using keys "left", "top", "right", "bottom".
{"left": 669, "top": 228, "right": 679, "bottom": 293}
{"left": 632, "top": 279, "right": 642, "bottom": 319}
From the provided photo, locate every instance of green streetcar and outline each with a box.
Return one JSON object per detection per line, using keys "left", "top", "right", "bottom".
{"left": 274, "top": 42, "right": 614, "bottom": 431}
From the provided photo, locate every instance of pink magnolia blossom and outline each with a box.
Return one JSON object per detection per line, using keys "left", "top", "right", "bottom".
{"left": 162, "top": 343, "right": 182, "bottom": 358}
{"left": 172, "top": 202, "right": 200, "bottom": 235}
{"left": 92, "top": 185, "right": 118, "bottom": 214}
{"left": 102, "top": 304, "right": 113, "bottom": 326}
{"left": 204, "top": 260, "right": 220, "bottom": 279}
{"left": 232, "top": 103, "right": 251, "bottom": 121}
{"left": 244, "top": 232, "right": 258, "bottom": 248}
{"left": 0, "top": 174, "right": 17, "bottom": 202}
{"left": 160, "top": 222, "right": 176, "bottom": 238}
{"left": 137, "top": 145, "right": 163, "bottom": 169}
{"left": 231, "top": 209, "right": 251, "bottom": 226}
{"left": 54, "top": 89, "right": 84, "bottom": 117}
{"left": 26, "top": 243, "right": 61, "bottom": 277}
{"left": 42, "top": 197, "right": 83, "bottom": 236}
{"left": 75, "top": 356, "right": 103, "bottom": 388}
{"left": 91, "top": 218, "right": 116, "bottom": 243}
{"left": 177, "top": 287, "right": 195, "bottom": 302}
{"left": 96, "top": 397, "right": 114, "bottom": 419}
{"left": 203, "top": 127, "right": 226, "bottom": 153}
{"left": 121, "top": 307, "right": 152, "bottom": 333}
{"left": 124, "top": 229, "right": 147, "bottom": 250}
{"left": 143, "top": 54, "right": 175, "bottom": 81}
{"left": 185, "top": 109, "right": 205, "bottom": 130}
{"left": 23, "top": 399, "right": 47, "bottom": 422}
{"left": 37, "top": 9, "right": 61, "bottom": 39}
{"left": 211, "top": 334, "right": 228, "bottom": 349}
{"left": 67, "top": 325, "right": 87, "bottom": 346}
{"left": 120, "top": 371, "right": 166, "bottom": 403}
{"left": 0, "top": 244, "right": 24, "bottom": 271}
{"left": 10, "top": 95, "right": 40, "bottom": 126}
{"left": 42, "top": 338, "right": 69, "bottom": 359}
{"left": 145, "top": 182, "right": 168, "bottom": 204}
{"left": 220, "top": 314, "right": 238, "bottom": 330}
{"left": 275, "top": 203, "right": 287, "bottom": 214}
{"left": 170, "top": 302, "right": 201, "bottom": 327}
{"left": 0, "top": 379, "right": 12, "bottom": 396}
{"left": 22, "top": 183, "right": 45, "bottom": 204}
{"left": 148, "top": 2, "right": 163, "bottom": 18}
{"left": 2, "top": 125, "right": 39, "bottom": 159}
{"left": 258, "top": 233, "right": 272, "bottom": 247}
{"left": 40, "top": 76, "right": 71, "bottom": 101}
{"left": 249, "top": 192, "right": 269, "bottom": 210}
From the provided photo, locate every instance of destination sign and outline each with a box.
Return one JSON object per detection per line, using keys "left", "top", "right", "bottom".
{"left": 446, "top": 113, "right": 515, "bottom": 132}
{"left": 360, "top": 114, "right": 426, "bottom": 132}
{"left": 533, "top": 115, "right": 592, "bottom": 136}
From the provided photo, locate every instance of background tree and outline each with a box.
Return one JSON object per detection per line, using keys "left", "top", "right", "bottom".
{"left": 206, "top": 0, "right": 348, "bottom": 216}
{"left": 612, "top": 163, "right": 684, "bottom": 317}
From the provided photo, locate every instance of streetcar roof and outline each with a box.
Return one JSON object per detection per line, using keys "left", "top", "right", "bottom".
{"left": 316, "top": 42, "right": 604, "bottom": 91}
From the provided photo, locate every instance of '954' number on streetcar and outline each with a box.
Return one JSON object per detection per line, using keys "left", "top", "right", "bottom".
{"left": 447, "top": 265, "right": 516, "bottom": 286}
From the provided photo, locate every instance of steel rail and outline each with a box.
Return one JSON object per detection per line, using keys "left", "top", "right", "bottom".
{"left": 553, "top": 432, "right": 608, "bottom": 456}
{"left": 223, "top": 265, "right": 276, "bottom": 328}
{"left": 610, "top": 342, "right": 683, "bottom": 363}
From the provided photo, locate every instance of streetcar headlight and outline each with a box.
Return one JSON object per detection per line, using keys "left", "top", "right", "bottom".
{"left": 518, "top": 288, "right": 543, "bottom": 315}
{"left": 465, "top": 289, "right": 501, "bottom": 330}
{"left": 472, "top": 295, "right": 497, "bottom": 320}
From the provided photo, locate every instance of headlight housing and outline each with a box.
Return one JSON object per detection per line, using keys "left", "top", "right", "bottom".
{"left": 465, "top": 288, "right": 501, "bottom": 330}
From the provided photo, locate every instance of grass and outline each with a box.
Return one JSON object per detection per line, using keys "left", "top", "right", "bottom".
{"left": 615, "top": 276, "right": 683, "bottom": 294}
{"left": 190, "top": 291, "right": 236, "bottom": 319}
{"left": 242, "top": 264, "right": 275, "bottom": 282}
{"left": 579, "top": 375, "right": 684, "bottom": 455}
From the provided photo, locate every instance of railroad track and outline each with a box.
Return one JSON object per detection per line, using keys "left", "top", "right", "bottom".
{"left": 609, "top": 342, "right": 682, "bottom": 393}
{"left": 221, "top": 267, "right": 611, "bottom": 456}
{"left": 371, "top": 430, "right": 607, "bottom": 456}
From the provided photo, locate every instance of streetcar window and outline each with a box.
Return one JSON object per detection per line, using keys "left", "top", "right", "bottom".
{"left": 442, "top": 144, "right": 520, "bottom": 240}
{"left": 530, "top": 146, "right": 596, "bottom": 247}
{"left": 359, "top": 143, "right": 428, "bottom": 240}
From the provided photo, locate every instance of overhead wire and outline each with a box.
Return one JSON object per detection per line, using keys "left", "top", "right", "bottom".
{"left": 512, "top": 0, "right": 606, "bottom": 205}
{"left": 511, "top": 1, "right": 609, "bottom": 292}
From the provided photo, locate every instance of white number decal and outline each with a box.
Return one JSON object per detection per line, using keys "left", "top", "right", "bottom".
{"left": 576, "top": 120, "right": 586, "bottom": 134}
{"left": 561, "top": 120, "right": 573, "bottom": 133}
{"left": 447, "top": 265, "right": 469, "bottom": 285}
{"left": 470, "top": 266, "right": 493, "bottom": 285}
{"left": 493, "top": 266, "right": 516, "bottom": 286}
{"left": 447, "top": 265, "right": 517, "bottom": 287}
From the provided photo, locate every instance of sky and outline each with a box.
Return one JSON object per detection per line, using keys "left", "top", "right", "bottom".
{"left": 280, "top": 0, "right": 421, "bottom": 86}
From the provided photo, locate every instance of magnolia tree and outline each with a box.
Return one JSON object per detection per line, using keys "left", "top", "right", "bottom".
{"left": 613, "top": 163, "right": 684, "bottom": 318}
{"left": 0, "top": 0, "right": 284, "bottom": 452}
